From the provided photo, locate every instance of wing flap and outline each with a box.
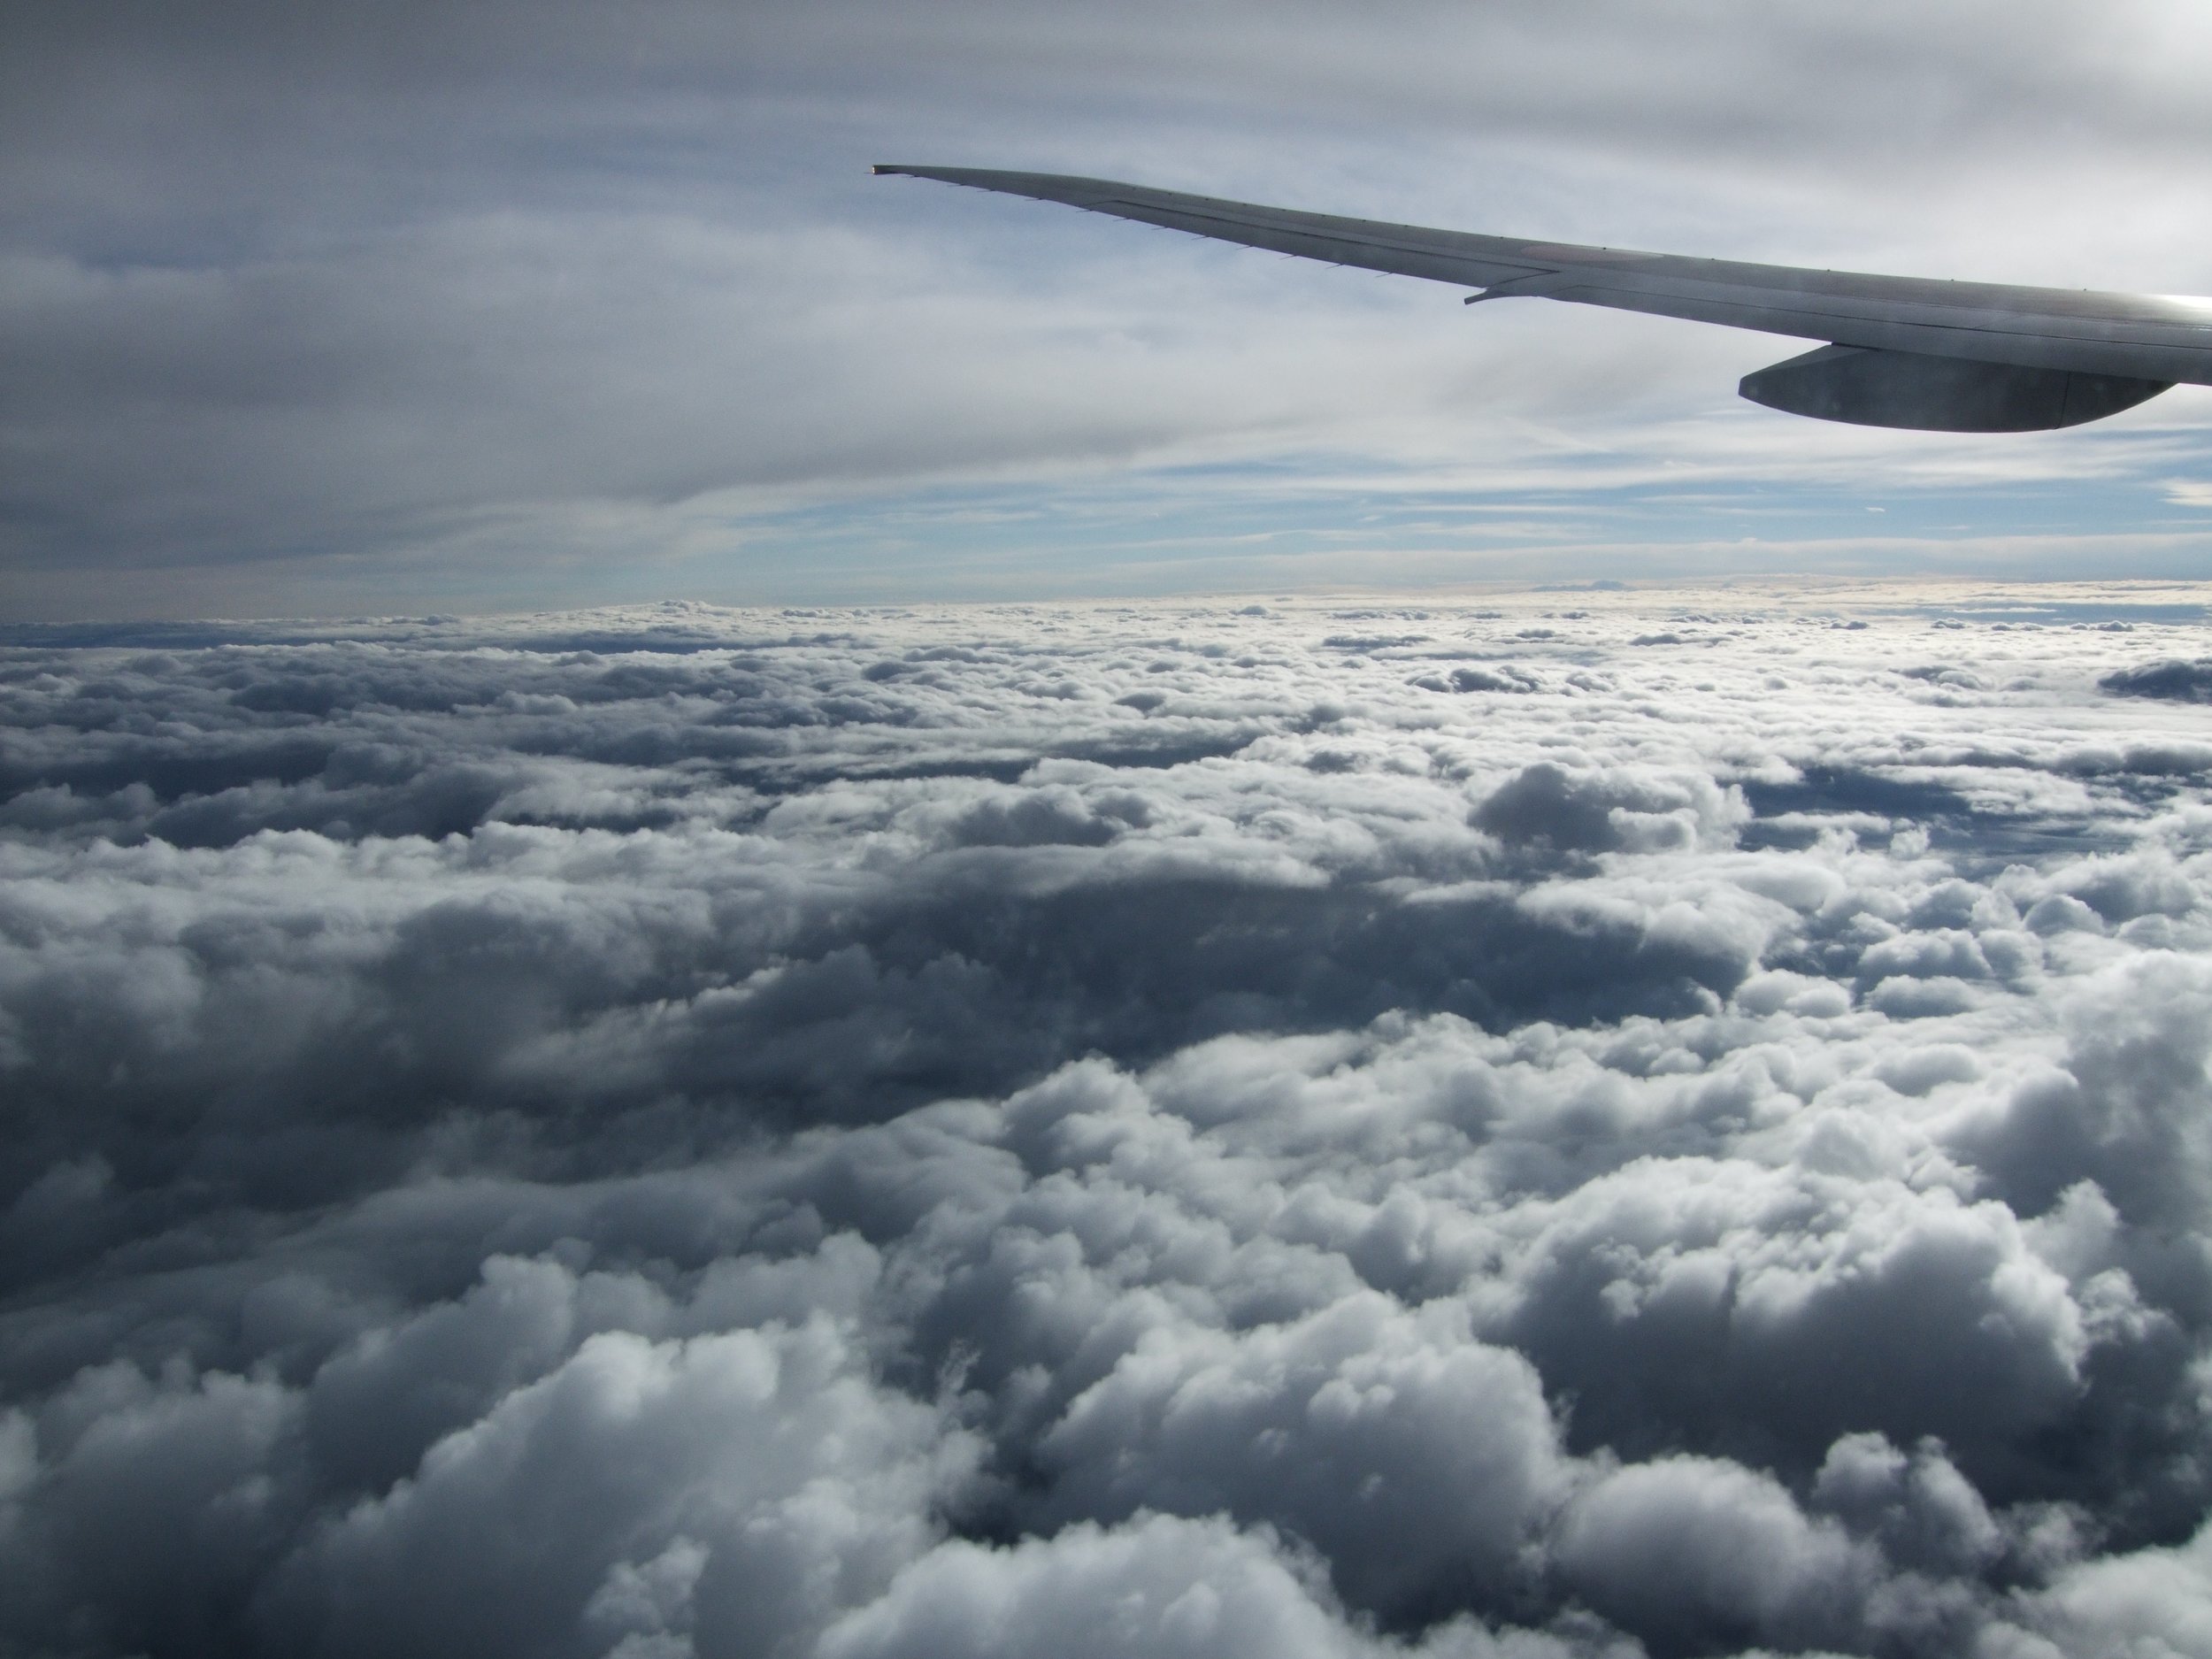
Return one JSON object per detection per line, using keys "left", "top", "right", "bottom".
{"left": 1740, "top": 344, "right": 2171, "bottom": 431}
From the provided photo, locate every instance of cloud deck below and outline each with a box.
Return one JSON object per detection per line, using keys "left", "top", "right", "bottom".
{"left": 4, "top": 582, "right": 2211, "bottom": 1657}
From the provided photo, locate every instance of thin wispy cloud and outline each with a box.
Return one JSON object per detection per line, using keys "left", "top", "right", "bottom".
{"left": 4, "top": 1, "right": 2212, "bottom": 615}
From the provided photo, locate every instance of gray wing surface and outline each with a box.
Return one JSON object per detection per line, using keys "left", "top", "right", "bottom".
{"left": 875, "top": 165, "right": 2212, "bottom": 431}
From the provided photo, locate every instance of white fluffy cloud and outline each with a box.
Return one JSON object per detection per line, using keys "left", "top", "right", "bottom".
{"left": 2, "top": 583, "right": 2210, "bottom": 1656}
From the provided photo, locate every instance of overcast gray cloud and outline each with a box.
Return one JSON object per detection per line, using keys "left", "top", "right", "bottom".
{"left": 5, "top": 1, "right": 2212, "bottom": 616}
{"left": 3, "top": 583, "right": 2210, "bottom": 1656}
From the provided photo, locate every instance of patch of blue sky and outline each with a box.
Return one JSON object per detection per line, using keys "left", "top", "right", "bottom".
{"left": 672, "top": 441, "right": 2212, "bottom": 606}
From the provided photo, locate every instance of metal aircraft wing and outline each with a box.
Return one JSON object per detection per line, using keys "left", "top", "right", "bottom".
{"left": 874, "top": 165, "right": 2212, "bottom": 432}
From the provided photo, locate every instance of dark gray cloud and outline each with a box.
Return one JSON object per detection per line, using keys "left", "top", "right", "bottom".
{"left": 4, "top": 587, "right": 2212, "bottom": 1656}
{"left": 2104, "top": 658, "right": 2212, "bottom": 702}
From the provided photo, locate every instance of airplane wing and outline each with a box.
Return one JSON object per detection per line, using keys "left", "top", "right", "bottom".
{"left": 874, "top": 165, "right": 2212, "bottom": 432}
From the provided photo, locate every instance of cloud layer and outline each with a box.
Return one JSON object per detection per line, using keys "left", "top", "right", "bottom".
{"left": 6, "top": 1, "right": 2212, "bottom": 614}
{"left": 4, "top": 582, "right": 2211, "bottom": 1656}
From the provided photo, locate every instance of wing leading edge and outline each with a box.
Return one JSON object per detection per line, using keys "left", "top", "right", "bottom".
{"left": 874, "top": 165, "right": 2212, "bottom": 432}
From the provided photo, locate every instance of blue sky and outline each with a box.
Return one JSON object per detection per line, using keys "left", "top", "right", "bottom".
{"left": 5, "top": 0, "right": 2212, "bottom": 616}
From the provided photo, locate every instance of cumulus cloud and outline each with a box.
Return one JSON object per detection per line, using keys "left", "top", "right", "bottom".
{"left": 2103, "top": 659, "right": 2212, "bottom": 703}
{"left": 3, "top": 584, "right": 2211, "bottom": 1656}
